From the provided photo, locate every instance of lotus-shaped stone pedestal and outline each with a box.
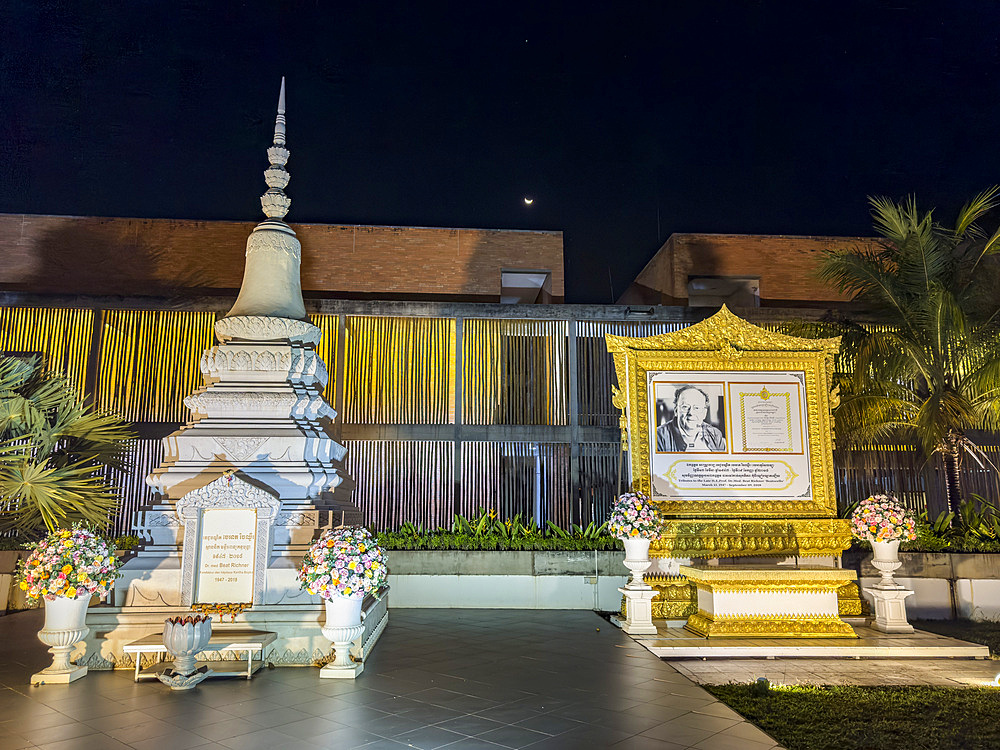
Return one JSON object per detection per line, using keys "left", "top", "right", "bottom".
{"left": 157, "top": 616, "right": 213, "bottom": 690}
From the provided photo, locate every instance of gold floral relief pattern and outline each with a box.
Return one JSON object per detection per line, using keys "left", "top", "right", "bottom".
{"left": 620, "top": 575, "right": 698, "bottom": 620}
{"left": 837, "top": 582, "right": 863, "bottom": 616}
{"left": 650, "top": 518, "right": 852, "bottom": 559}
{"left": 684, "top": 611, "right": 857, "bottom": 638}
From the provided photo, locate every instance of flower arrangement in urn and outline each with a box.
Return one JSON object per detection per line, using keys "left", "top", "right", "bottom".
{"left": 608, "top": 492, "right": 660, "bottom": 589}
{"left": 849, "top": 493, "right": 917, "bottom": 543}
{"left": 608, "top": 491, "right": 661, "bottom": 539}
{"left": 851, "top": 493, "right": 917, "bottom": 591}
{"left": 300, "top": 526, "right": 387, "bottom": 677}
{"left": 15, "top": 526, "right": 119, "bottom": 685}
{"left": 17, "top": 525, "right": 119, "bottom": 604}
{"left": 298, "top": 526, "right": 387, "bottom": 600}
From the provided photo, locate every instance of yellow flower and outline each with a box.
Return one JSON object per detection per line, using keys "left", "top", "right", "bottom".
{"left": 66, "top": 587, "right": 77, "bottom": 598}
{"left": 61, "top": 564, "right": 73, "bottom": 574}
{"left": 18, "top": 581, "right": 27, "bottom": 590}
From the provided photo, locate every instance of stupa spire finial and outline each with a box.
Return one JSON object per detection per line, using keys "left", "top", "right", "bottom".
{"left": 224, "top": 78, "right": 307, "bottom": 323}
{"left": 261, "top": 77, "right": 291, "bottom": 220}
{"left": 273, "top": 77, "right": 286, "bottom": 146}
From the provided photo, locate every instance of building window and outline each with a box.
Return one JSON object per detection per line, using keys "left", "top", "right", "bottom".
{"left": 687, "top": 276, "right": 760, "bottom": 307}
{"left": 501, "top": 270, "right": 552, "bottom": 304}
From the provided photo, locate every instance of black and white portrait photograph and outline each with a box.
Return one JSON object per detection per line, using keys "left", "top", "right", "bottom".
{"left": 654, "top": 383, "right": 727, "bottom": 453}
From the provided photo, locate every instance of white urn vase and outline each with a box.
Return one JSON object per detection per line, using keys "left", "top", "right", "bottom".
{"left": 157, "top": 616, "right": 213, "bottom": 690}
{"left": 321, "top": 595, "right": 365, "bottom": 679}
{"left": 870, "top": 539, "right": 902, "bottom": 588}
{"left": 31, "top": 595, "right": 90, "bottom": 685}
{"left": 621, "top": 536, "right": 652, "bottom": 589}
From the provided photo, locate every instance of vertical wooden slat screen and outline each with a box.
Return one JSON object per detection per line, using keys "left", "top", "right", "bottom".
{"left": 97, "top": 310, "right": 216, "bottom": 422}
{"left": 343, "top": 317, "right": 455, "bottom": 424}
{"left": 462, "top": 319, "right": 569, "bottom": 425}
{"left": 344, "top": 441, "right": 454, "bottom": 530}
{"left": 311, "top": 313, "right": 339, "bottom": 397}
{"left": 578, "top": 442, "right": 621, "bottom": 526}
{"left": 100, "top": 438, "right": 163, "bottom": 537}
{"left": 833, "top": 444, "right": 1000, "bottom": 518}
{"left": 67, "top": 303, "right": 1000, "bottom": 535}
{"left": 0, "top": 307, "right": 94, "bottom": 394}
{"left": 459, "top": 442, "right": 571, "bottom": 525}
{"left": 576, "top": 321, "right": 685, "bottom": 427}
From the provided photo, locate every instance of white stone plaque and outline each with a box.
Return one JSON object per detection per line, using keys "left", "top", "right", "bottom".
{"left": 196, "top": 508, "right": 257, "bottom": 604}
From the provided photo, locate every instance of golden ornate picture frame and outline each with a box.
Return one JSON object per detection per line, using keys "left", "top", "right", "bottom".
{"left": 606, "top": 307, "right": 840, "bottom": 519}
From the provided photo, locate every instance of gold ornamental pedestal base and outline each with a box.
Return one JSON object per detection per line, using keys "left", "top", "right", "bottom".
{"left": 679, "top": 565, "right": 859, "bottom": 639}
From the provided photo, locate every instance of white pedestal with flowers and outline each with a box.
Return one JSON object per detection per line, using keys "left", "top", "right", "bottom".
{"left": 609, "top": 492, "right": 661, "bottom": 635}
{"left": 298, "top": 526, "right": 388, "bottom": 678}
{"left": 16, "top": 527, "right": 120, "bottom": 685}
{"left": 851, "top": 494, "right": 917, "bottom": 634}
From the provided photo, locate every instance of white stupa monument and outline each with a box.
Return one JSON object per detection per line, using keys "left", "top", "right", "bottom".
{"left": 83, "top": 81, "right": 387, "bottom": 671}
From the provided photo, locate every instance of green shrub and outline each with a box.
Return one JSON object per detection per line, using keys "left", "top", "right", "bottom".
{"left": 377, "top": 510, "right": 619, "bottom": 551}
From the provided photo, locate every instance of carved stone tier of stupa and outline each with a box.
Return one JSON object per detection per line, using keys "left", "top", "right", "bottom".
{"left": 82, "top": 81, "right": 383, "bottom": 671}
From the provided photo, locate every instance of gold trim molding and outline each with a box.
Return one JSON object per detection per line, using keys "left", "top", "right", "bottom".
{"left": 685, "top": 610, "right": 857, "bottom": 638}
{"left": 679, "top": 565, "right": 857, "bottom": 592}
{"left": 622, "top": 574, "right": 862, "bottom": 619}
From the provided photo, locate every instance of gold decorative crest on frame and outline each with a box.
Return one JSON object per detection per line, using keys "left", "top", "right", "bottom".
{"left": 605, "top": 306, "right": 841, "bottom": 519}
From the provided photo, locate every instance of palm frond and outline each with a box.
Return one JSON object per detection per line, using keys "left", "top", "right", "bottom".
{"left": 0, "top": 353, "right": 131, "bottom": 536}
{"left": 0, "top": 457, "right": 119, "bottom": 534}
{"left": 954, "top": 185, "right": 1000, "bottom": 235}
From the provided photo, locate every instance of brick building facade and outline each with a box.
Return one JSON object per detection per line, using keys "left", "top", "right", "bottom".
{"left": 618, "top": 233, "right": 877, "bottom": 308}
{"left": 0, "top": 214, "right": 564, "bottom": 303}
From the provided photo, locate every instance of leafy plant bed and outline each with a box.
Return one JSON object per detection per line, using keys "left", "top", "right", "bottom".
{"left": 376, "top": 532, "right": 620, "bottom": 551}
{"left": 707, "top": 684, "right": 1000, "bottom": 750}
{"left": 913, "top": 619, "right": 1000, "bottom": 657}
{"left": 377, "top": 511, "right": 618, "bottom": 551}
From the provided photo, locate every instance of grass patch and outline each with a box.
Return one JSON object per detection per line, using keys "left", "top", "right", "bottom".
{"left": 913, "top": 619, "right": 1000, "bottom": 656}
{"left": 707, "top": 684, "right": 1000, "bottom": 750}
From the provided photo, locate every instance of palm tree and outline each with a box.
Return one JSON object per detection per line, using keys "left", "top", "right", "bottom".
{"left": 0, "top": 355, "right": 134, "bottom": 537}
{"left": 818, "top": 188, "right": 1000, "bottom": 512}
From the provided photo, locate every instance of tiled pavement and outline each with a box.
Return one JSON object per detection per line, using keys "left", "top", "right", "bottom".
{"left": 0, "top": 608, "right": 782, "bottom": 750}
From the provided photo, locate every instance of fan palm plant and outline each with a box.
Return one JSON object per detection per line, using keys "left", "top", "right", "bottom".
{"left": 0, "top": 354, "right": 133, "bottom": 537}
{"left": 818, "top": 188, "right": 1000, "bottom": 512}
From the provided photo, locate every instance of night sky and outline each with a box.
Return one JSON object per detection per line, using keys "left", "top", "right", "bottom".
{"left": 3, "top": 2, "right": 1000, "bottom": 302}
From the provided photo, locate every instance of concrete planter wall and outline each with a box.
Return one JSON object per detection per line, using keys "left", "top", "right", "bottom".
{"left": 387, "top": 550, "right": 627, "bottom": 610}
{"left": 844, "top": 550, "right": 1000, "bottom": 620}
